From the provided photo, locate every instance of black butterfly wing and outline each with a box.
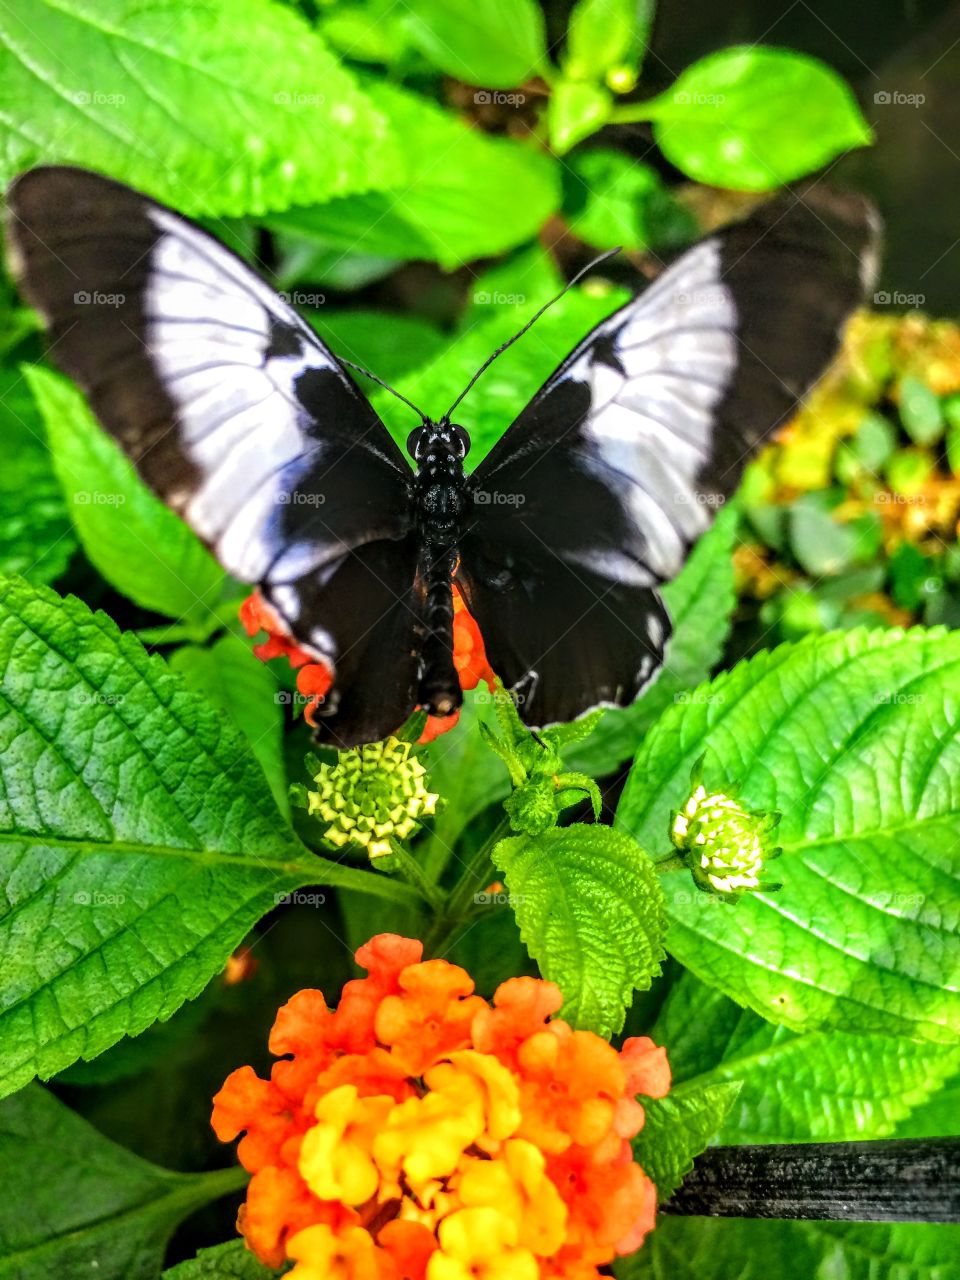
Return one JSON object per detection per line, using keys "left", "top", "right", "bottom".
{"left": 458, "top": 186, "right": 879, "bottom": 728}
{"left": 6, "top": 166, "right": 420, "bottom": 745}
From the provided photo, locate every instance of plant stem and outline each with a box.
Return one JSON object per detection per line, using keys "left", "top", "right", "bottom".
{"left": 422, "top": 816, "right": 512, "bottom": 957}
{"left": 391, "top": 841, "right": 445, "bottom": 913}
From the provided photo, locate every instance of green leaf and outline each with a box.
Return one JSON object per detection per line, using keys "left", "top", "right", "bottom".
{"left": 617, "top": 626, "right": 960, "bottom": 1042}
{"left": 895, "top": 1070, "right": 960, "bottom": 1138}
{"left": 632, "top": 1080, "right": 742, "bottom": 1203}
{"left": 496, "top": 824, "right": 666, "bottom": 1036}
{"left": 164, "top": 1241, "right": 275, "bottom": 1280}
{"left": 653, "top": 973, "right": 960, "bottom": 1144}
{"left": 562, "top": 148, "right": 696, "bottom": 252}
{"left": 565, "top": 0, "right": 651, "bottom": 84}
{"left": 26, "top": 364, "right": 225, "bottom": 627}
{"left": 400, "top": 0, "right": 547, "bottom": 88}
{"left": 267, "top": 81, "right": 560, "bottom": 269}
{"left": 0, "top": 578, "right": 420, "bottom": 1099}
{"left": 788, "top": 492, "right": 858, "bottom": 576}
{"left": 616, "top": 1219, "right": 960, "bottom": 1280}
{"left": 899, "top": 374, "right": 944, "bottom": 446}
{"left": 0, "top": 371, "right": 75, "bottom": 585}
{"left": 0, "top": 0, "right": 400, "bottom": 216}
{"left": 313, "top": 308, "right": 447, "bottom": 383}
{"left": 641, "top": 46, "right": 872, "bottom": 191}
{"left": 169, "top": 636, "right": 289, "bottom": 819}
{"left": 548, "top": 79, "right": 613, "bottom": 153}
{"left": 565, "top": 505, "right": 739, "bottom": 778}
{"left": 0, "top": 1085, "right": 246, "bottom": 1279}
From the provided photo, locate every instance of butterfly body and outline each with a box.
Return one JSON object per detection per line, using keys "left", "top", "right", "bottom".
{"left": 6, "top": 166, "right": 879, "bottom": 747}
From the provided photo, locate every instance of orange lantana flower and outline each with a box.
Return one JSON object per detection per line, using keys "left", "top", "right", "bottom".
{"left": 239, "top": 585, "right": 494, "bottom": 742}
{"left": 212, "top": 934, "right": 670, "bottom": 1280}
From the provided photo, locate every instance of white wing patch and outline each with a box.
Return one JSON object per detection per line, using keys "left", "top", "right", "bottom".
{"left": 570, "top": 239, "right": 739, "bottom": 579}
{"left": 144, "top": 208, "right": 335, "bottom": 586}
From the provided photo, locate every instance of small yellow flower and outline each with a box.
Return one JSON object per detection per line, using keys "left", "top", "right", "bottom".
{"left": 298, "top": 1084, "right": 393, "bottom": 1205}
{"left": 305, "top": 737, "right": 438, "bottom": 859}
{"left": 671, "top": 768, "right": 781, "bottom": 900}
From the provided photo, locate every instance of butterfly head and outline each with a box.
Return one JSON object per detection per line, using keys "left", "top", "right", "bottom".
{"left": 407, "top": 421, "right": 471, "bottom": 464}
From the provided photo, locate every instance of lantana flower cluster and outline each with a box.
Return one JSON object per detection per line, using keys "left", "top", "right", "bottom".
{"left": 240, "top": 587, "right": 494, "bottom": 742}
{"left": 212, "top": 934, "right": 670, "bottom": 1279}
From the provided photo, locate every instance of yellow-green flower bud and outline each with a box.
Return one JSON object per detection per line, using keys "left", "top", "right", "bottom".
{"left": 670, "top": 784, "right": 781, "bottom": 900}
{"left": 306, "top": 738, "right": 438, "bottom": 860}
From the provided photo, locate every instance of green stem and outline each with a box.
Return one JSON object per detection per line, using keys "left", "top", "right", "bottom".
{"left": 655, "top": 853, "right": 687, "bottom": 874}
{"left": 391, "top": 842, "right": 445, "bottom": 913}
{"left": 608, "top": 101, "right": 658, "bottom": 126}
{"left": 422, "top": 816, "right": 512, "bottom": 957}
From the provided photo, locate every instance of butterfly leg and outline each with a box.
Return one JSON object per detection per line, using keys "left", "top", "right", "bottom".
{"left": 416, "top": 542, "right": 462, "bottom": 718}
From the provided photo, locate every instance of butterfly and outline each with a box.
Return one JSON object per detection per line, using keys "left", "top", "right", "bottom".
{"left": 6, "top": 167, "right": 879, "bottom": 748}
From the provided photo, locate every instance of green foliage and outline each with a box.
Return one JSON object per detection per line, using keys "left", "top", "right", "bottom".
{"left": 164, "top": 1242, "right": 276, "bottom": 1279}
{"left": 401, "top": 0, "right": 547, "bottom": 87}
{"left": 0, "top": 0, "right": 401, "bottom": 215}
{"left": 0, "top": 577, "right": 417, "bottom": 1100}
{"left": 639, "top": 47, "right": 871, "bottom": 190}
{"left": 28, "top": 366, "right": 225, "bottom": 628}
{"left": 0, "top": 1086, "right": 245, "bottom": 1279}
{"left": 496, "top": 824, "right": 666, "bottom": 1037}
{"left": 618, "top": 626, "right": 960, "bottom": 1042}
{"left": 632, "top": 1081, "right": 742, "bottom": 1203}
{"left": 616, "top": 1219, "right": 960, "bottom": 1280}
{"left": 562, "top": 149, "right": 695, "bottom": 251}
{"left": 564, "top": 0, "right": 652, "bottom": 85}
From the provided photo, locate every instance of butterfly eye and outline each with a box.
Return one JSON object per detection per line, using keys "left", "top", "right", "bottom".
{"left": 406, "top": 427, "right": 424, "bottom": 460}
{"left": 450, "top": 424, "right": 471, "bottom": 458}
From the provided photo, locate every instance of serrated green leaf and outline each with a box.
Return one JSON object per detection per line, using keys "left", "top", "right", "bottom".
{"left": 565, "top": 505, "right": 739, "bottom": 778}
{"left": 496, "top": 824, "right": 666, "bottom": 1036}
{"left": 548, "top": 79, "right": 613, "bottom": 153}
{"left": 616, "top": 1219, "right": 960, "bottom": 1280}
{"left": 25, "top": 364, "right": 225, "bottom": 627}
{"left": 0, "top": 0, "right": 400, "bottom": 216}
{"left": 0, "top": 1086, "right": 246, "bottom": 1279}
{"left": 0, "top": 578, "right": 419, "bottom": 1099}
{"left": 0, "top": 371, "right": 75, "bottom": 586}
{"left": 400, "top": 0, "right": 547, "bottom": 87}
{"left": 617, "top": 626, "right": 960, "bottom": 1042}
{"left": 267, "top": 81, "right": 560, "bottom": 270}
{"left": 163, "top": 1241, "right": 275, "bottom": 1279}
{"left": 642, "top": 46, "right": 872, "bottom": 191}
{"left": 632, "top": 1080, "right": 742, "bottom": 1203}
{"left": 169, "top": 636, "right": 289, "bottom": 819}
{"left": 653, "top": 973, "right": 960, "bottom": 1144}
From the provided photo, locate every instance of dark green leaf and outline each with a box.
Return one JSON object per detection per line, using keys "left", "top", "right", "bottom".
{"left": 0, "top": 1085, "right": 245, "bottom": 1280}
{"left": 163, "top": 1241, "right": 276, "bottom": 1279}
{"left": 497, "top": 824, "right": 666, "bottom": 1036}
{"left": 617, "top": 626, "right": 960, "bottom": 1042}
{"left": 643, "top": 47, "right": 871, "bottom": 190}
{"left": 0, "top": 0, "right": 400, "bottom": 216}
{"left": 0, "top": 578, "right": 418, "bottom": 1098}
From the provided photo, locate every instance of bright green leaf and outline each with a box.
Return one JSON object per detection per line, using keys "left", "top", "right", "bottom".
{"left": 314, "top": 309, "right": 447, "bottom": 383}
{"left": 565, "top": 0, "right": 650, "bottom": 84}
{"left": 653, "top": 973, "right": 960, "bottom": 1144}
{"left": 632, "top": 1081, "right": 742, "bottom": 1203}
{"left": 548, "top": 79, "right": 613, "bottom": 153}
{"left": 616, "top": 1218, "right": 960, "bottom": 1280}
{"left": 400, "top": 0, "right": 547, "bottom": 88}
{"left": 641, "top": 46, "right": 872, "bottom": 191}
{"left": 0, "top": 1085, "right": 246, "bottom": 1279}
{"left": 496, "top": 824, "right": 666, "bottom": 1036}
{"left": 0, "top": 371, "right": 75, "bottom": 586}
{"left": 267, "top": 82, "right": 560, "bottom": 269}
{"left": 25, "top": 365, "right": 225, "bottom": 627}
{"left": 0, "top": 0, "right": 400, "bottom": 216}
{"left": 0, "top": 578, "right": 419, "bottom": 1099}
{"left": 565, "top": 505, "right": 739, "bottom": 778}
{"left": 899, "top": 374, "right": 944, "bottom": 446}
{"left": 562, "top": 148, "right": 696, "bottom": 251}
{"left": 164, "top": 1241, "right": 275, "bottom": 1279}
{"left": 169, "top": 636, "right": 289, "bottom": 819}
{"left": 617, "top": 626, "right": 960, "bottom": 1042}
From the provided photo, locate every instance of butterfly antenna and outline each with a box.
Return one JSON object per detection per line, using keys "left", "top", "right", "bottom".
{"left": 440, "top": 247, "right": 622, "bottom": 424}
{"left": 339, "top": 358, "right": 430, "bottom": 424}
